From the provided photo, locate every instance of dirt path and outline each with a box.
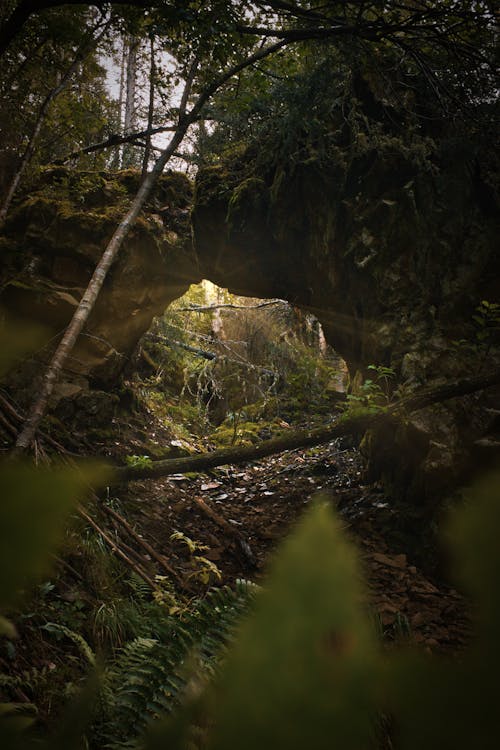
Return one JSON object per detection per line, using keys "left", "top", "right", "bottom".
{"left": 118, "top": 437, "right": 472, "bottom": 653}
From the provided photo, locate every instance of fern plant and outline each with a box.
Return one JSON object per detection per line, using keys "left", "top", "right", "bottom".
{"left": 91, "top": 581, "right": 256, "bottom": 749}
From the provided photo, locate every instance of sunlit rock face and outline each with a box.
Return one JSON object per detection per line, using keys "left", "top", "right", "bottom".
{"left": 192, "top": 131, "right": 499, "bottom": 506}
{"left": 0, "top": 168, "right": 199, "bottom": 399}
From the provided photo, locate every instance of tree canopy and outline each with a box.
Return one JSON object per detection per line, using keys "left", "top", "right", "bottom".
{"left": 1, "top": 1, "right": 497, "bottom": 182}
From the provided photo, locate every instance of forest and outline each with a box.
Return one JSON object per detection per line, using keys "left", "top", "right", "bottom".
{"left": 0, "top": 1, "right": 499, "bottom": 748}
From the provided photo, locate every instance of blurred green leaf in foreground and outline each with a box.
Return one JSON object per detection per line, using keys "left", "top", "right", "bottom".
{"left": 209, "top": 499, "right": 378, "bottom": 750}
{"left": 150, "top": 476, "right": 500, "bottom": 750}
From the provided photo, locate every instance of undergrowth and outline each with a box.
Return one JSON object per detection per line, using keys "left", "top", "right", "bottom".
{"left": 92, "top": 581, "right": 257, "bottom": 749}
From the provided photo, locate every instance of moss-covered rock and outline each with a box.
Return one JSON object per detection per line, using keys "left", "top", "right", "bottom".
{"left": 192, "top": 101, "right": 499, "bottom": 508}
{"left": 0, "top": 168, "right": 200, "bottom": 399}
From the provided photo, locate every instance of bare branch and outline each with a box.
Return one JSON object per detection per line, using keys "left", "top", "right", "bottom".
{"left": 54, "top": 125, "right": 178, "bottom": 165}
{"left": 176, "top": 300, "right": 287, "bottom": 312}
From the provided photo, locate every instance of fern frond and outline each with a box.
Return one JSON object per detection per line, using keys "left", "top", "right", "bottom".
{"left": 42, "top": 622, "right": 96, "bottom": 666}
{"left": 92, "top": 583, "right": 257, "bottom": 748}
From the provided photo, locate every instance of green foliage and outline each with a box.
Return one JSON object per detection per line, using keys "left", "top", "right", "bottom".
{"left": 208, "top": 501, "right": 377, "bottom": 750}
{"left": 212, "top": 418, "right": 264, "bottom": 447}
{"left": 451, "top": 299, "right": 500, "bottom": 368}
{"left": 139, "top": 283, "right": 344, "bottom": 434}
{"left": 345, "top": 364, "right": 396, "bottom": 414}
{"left": 282, "top": 351, "right": 343, "bottom": 420}
{"left": 472, "top": 300, "right": 500, "bottom": 353}
{"left": 91, "top": 598, "right": 148, "bottom": 651}
{"left": 170, "top": 531, "right": 209, "bottom": 556}
{"left": 170, "top": 531, "right": 222, "bottom": 585}
{"left": 93, "top": 582, "right": 257, "bottom": 749}
{"left": 2, "top": 452, "right": 500, "bottom": 750}
{"left": 139, "top": 474, "right": 499, "bottom": 750}
{"left": 0, "top": 456, "right": 107, "bottom": 742}
{"left": 0, "top": 462, "right": 104, "bottom": 613}
{"left": 0, "top": 6, "right": 117, "bottom": 180}
{"left": 386, "top": 472, "right": 500, "bottom": 750}
{"left": 41, "top": 623, "right": 96, "bottom": 667}
{"left": 125, "top": 454, "right": 153, "bottom": 470}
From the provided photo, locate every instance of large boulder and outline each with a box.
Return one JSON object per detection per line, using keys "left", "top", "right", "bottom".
{"left": 0, "top": 168, "right": 199, "bottom": 402}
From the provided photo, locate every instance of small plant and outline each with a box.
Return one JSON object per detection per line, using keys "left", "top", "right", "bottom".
{"left": 451, "top": 299, "right": 500, "bottom": 369}
{"left": 170, "top": 531, "right": 210, "bottom": 555}
{"left": 125, "top": 454, "right": 153, "bottom": 469}
{"left": 170, "top": 531, "right": 222, "bottom": 585}
{"left": 41, "top": 622, "right": 96, "bottom": 666}
{"left": 472, "top": 299, "right": 500, "bottom": 358}
{"left": 345, "top": 364, "right": 396, "bottom": 413}
{"left": 153, "top": 575, "right": 183, "bottom": 614}
{"left": 187, "top": 556, "right": 222, "bottom": 585}
{"left": 367, "top": 364, "right": 396, "bottom": 397}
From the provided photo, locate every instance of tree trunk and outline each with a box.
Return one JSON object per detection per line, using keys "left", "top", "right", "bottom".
{"left": 141, "top": 34, "right": 156, "bottom": 178}
{"left": 112, "top": 367, "right": 500, "bottom": 483}
{"left": 12, "top": 127, "right": 184, "bottom": 454}
{"left": 121, "top": 35, "right": 139, "bottom": 168}
{"left": 109, "top": 34, "right": 127, "bottom": 170}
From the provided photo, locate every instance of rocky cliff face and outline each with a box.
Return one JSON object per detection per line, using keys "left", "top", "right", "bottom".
{"left": 1, "top": 125, "right": 498, "bottom": 509}
{"left": 0, "top": 168, "right": 199, "bottom": 407}
{"left": 192, "top": 130, "right": 499, "bottom": 508}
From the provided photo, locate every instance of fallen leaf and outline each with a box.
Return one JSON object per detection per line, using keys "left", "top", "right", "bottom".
{"left": 371, "top": 552, "right": 407, "bottom": 569}
{"left": 201, "top": 481, "right": 222, "bottom": 491}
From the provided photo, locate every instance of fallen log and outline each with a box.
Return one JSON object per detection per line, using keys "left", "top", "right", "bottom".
{"left": 112, "top": 367, "right": 500, "bottom": 484}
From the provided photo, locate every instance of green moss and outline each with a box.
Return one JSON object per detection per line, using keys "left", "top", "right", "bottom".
{"left": 227, "top": 177, "right": 268, "bottom": 232}
{"left": 212, "top": 420, "right": 263, "bottom": 447}
{"left": 194, "top": 165, "right": 233, "bottom": 207}
{"left": 155, "top": 171, "right": 193, "bottom": 207}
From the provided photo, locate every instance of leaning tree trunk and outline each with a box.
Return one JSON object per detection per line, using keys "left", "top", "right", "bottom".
{"left": 12, "top": 127, "right": 186, "bottom": 454}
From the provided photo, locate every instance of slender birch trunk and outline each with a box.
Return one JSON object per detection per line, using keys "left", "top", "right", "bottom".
{"left": 13, "top": 41, "right": 286, "bottom": 454}
{"left": 121, "top": 35, "right": 139, "bottom": 168}
{"left": 110, "top": 34, "right": 127, "bottom": 170}
{"left": 141, "top": 35, "right": 156, "bottom": 179}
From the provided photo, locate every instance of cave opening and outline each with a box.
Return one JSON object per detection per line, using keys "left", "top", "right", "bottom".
{"left": 136, "top": 279, "right": 349, "bottom": 443}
